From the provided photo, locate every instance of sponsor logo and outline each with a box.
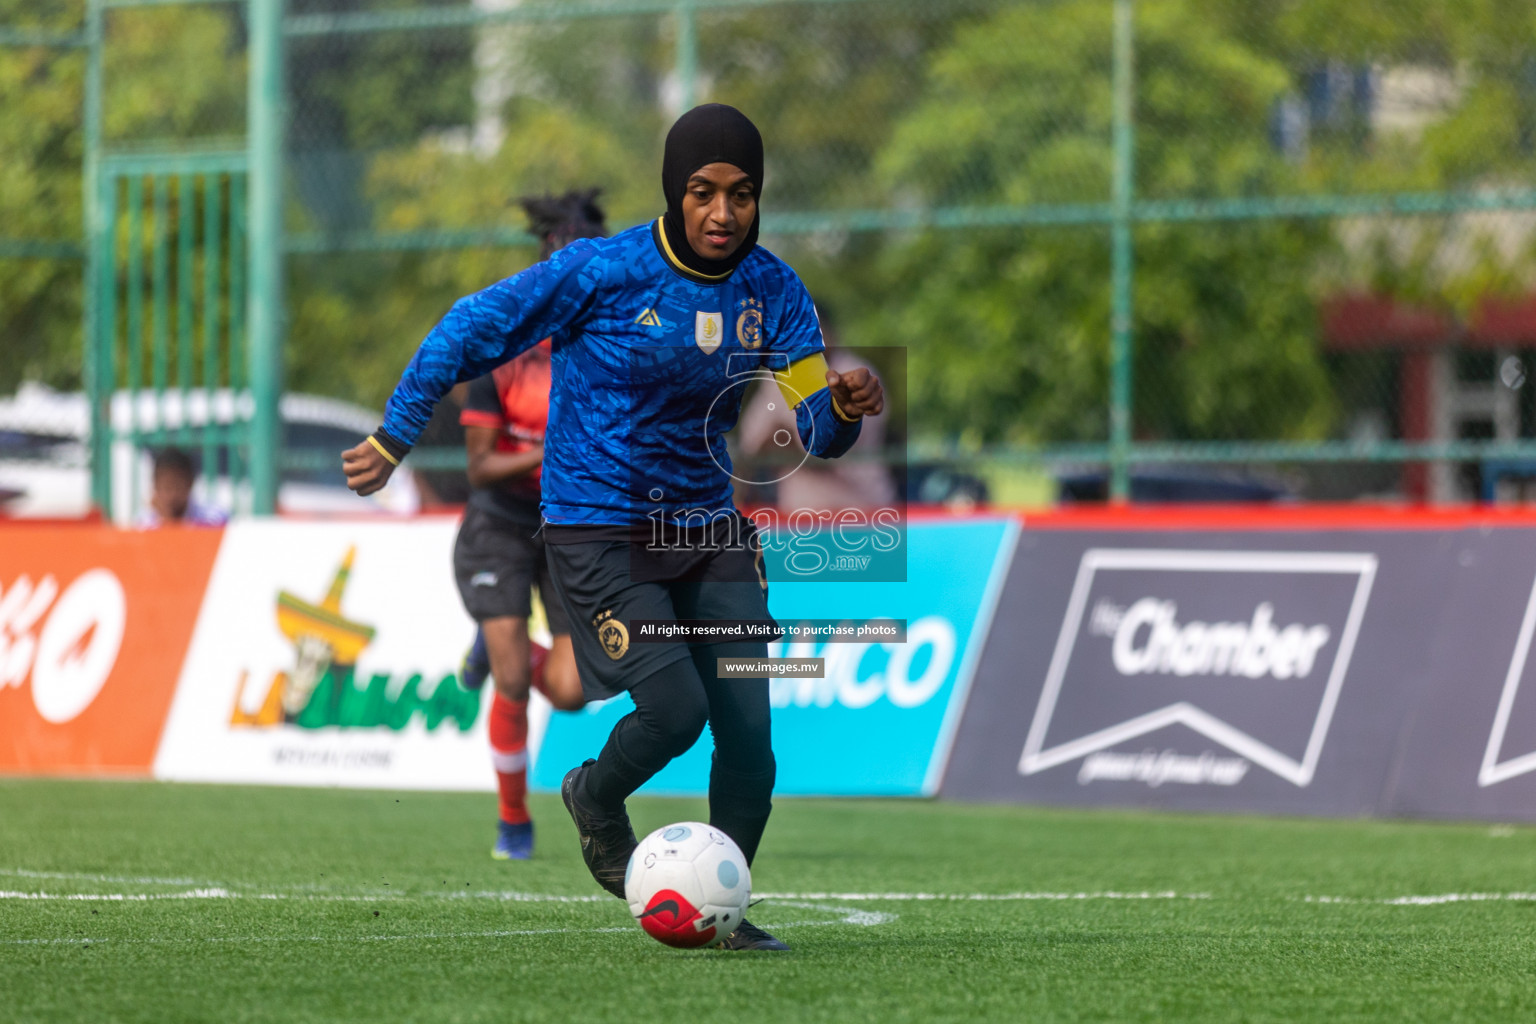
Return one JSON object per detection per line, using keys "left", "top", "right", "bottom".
{"left": 736, "top": 297, "right": 764, "bottom": 349}
{"left": 768, "top": 614, "right": 954, "bottom": 710}
{"left": 228, "top": 547, "right": 478, "bottom": 733}
{"left": 1480, "top": 573, "right": 1536, "bottom": 786}
{"left": 634, "top": 308, "right": 662, "bottom": 328}
{"left": 1019, "top": 550, "right": 1376, "bottom": 787}
{"left": 469, "top": 571, "right": 498, "bottom": 588}
{"left": 638, "top": 888, "right": 716, "bottom": 948}
{"left": 695, "top": 311, "right": 723, "bottom": 354}
{"left": 1095, "top": 599, "right": 1332, "bottom": 680}
{"left": 1077, "top": 749, "right": 1251, "bottom": 787}
{"left": 0, "top": 569, "right": 127, "bottom": 725}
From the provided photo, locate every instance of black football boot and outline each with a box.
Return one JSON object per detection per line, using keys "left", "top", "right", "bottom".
{"left": 560, "top": 759, "right": 638, "bottom": 899}
{"left": 713, "top": 918, "right": 790, "bottom": 951}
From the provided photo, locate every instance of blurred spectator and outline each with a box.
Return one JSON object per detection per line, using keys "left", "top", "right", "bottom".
{"left": 136, "top": 447, "right": 227, "bottom": 527}
{"left": 736, "top": 309, "right": 897, "bottom": 512}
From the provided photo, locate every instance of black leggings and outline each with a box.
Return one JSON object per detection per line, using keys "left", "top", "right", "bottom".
{"left": 583, "top": 641, "right": 776, "bottom": 864}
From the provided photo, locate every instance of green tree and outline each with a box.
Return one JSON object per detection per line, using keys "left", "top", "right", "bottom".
{"left": 0, "top": 0, "right": 245, "bottom": 394}
{"left": 865, "top": 0, "right": 1337, "bottom": 445}
{"left": 0, "top": 1, "right": 85, "bottom": 393}
{"left": 286, "top": 99, "right": 651, "bottom": 409}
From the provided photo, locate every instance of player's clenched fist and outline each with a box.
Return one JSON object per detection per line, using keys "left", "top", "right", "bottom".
{"left": 826, "top": 366, "right": 884, "bottom": 419}
{"left": 342, "top": 438, "right": 395, "bottom": 496}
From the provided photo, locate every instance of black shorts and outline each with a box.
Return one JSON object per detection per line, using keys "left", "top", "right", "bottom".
{"left": 452, "top": 504, "right": 570, "bottom": 633}
{"left": 544, "top": 520, "right": 771, "bottom": 701}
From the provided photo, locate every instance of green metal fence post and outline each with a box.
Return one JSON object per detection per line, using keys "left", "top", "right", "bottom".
{"left": 1109, "top": 0, "right": 1135, "bottom": 503}
{"left": 248, "top": 0, "right": 286, "bottom": 515}
{"left": 675, "top": 0, "right": 698, "bottom": 112}
{"left": 177, "top": 174, "right": 194, "bottom": 444}
{"left": 83, "top": 0, "right": 109, "bottom": 514}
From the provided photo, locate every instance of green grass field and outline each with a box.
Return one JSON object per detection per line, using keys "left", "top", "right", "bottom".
{"left": 4, "top": 780, "right": 1536, "bottom": 1023}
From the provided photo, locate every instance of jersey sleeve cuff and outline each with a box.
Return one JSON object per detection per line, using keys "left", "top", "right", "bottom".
{"left": 369, "top": 429, "right": 410, "bottom": 466}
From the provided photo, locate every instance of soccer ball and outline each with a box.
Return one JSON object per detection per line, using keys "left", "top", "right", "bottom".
{"left": 625, "top": 822, "right": 750, "bottom": 948}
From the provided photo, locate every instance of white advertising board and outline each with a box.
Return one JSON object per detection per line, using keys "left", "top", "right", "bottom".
{"left": 154, "top": 519, "right": 549, "bottom": 790}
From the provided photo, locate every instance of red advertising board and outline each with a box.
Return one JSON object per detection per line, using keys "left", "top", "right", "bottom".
{"left": 0, "top": 524, "right": 222, "bottom": 774}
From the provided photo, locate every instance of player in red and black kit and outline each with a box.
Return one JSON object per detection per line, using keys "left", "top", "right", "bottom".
{"left": 453, "top": 190, "right": 606, "bottom": 860}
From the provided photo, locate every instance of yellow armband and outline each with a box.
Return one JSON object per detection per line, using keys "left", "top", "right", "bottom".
{"left": 774, "top": 352, "right": 830, "bottom": 409}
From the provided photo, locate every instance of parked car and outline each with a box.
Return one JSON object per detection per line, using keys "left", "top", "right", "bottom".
{"left": 1057, "top": 469, "right": 1290, "bottom": 503}
{"left": 0, "top": 383, "right": 419, "bottom": 521}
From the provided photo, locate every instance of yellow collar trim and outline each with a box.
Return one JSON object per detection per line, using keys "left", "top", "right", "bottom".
{"left": 654, "top": 217, "right": 734, "bottom": 282}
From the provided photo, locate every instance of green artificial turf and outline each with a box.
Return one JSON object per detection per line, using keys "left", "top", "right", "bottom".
{"left": 3, "top": 779, "right": 1536, "bottom": 1023}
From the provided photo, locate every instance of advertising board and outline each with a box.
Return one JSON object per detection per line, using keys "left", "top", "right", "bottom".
{"left": 531, "top": 518, "right": 1017, "bottom": 796}
{"left": 0, "top": 525, "right": 220, "bottom": 774}
{"left": 943, "top": 517, "right": 1536, "bottom": 821}
{"left": 152, "top": 519, "right": 497, "bottom": 790}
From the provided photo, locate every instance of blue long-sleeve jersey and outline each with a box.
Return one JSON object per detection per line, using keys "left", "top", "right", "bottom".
{"left": 381, "top": 220, "right": 862, "bottom": 525}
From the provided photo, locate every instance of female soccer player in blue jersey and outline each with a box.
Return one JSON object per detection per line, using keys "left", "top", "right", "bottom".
{"left": 454, "top": 191, "right": 607, "bottom": 862}
{"left": 343, "top": 104, "right": 884, "bottom": 950}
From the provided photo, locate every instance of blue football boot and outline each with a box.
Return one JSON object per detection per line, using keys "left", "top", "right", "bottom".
{"left": 461, "top": 628, "right": 491, "bottom": 692}
{"left": 492, "top": 820, "right": 534, "bottom": 861}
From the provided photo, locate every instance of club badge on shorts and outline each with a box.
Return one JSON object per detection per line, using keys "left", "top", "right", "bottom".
{"left": 695, "top": 311, "right": 723, "bottom": 354}
{"left": 593, "top": 608, "right": 630, "bottom": 660}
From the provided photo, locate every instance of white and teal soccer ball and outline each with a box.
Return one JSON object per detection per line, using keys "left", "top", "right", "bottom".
{"left": 625, "top": 822, "right": 750, "bottom": 948}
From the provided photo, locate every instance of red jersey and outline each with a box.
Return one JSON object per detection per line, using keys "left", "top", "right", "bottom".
{"left": 459, "top": 340, "right": 551, "bottom": 523}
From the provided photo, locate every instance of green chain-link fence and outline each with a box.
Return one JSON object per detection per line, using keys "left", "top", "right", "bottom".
{"left": 4, "top": 0, "right": 1536, "bottom": 511}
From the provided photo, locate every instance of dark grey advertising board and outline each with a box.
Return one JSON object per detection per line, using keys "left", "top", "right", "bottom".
{"left": 942, "top": 525, "right": 1536, "bottom": 821}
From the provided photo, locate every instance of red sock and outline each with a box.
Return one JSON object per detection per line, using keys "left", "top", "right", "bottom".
{"left": 489, "top": 692, "right": 530, "bottom": 825}
{"left": 528, "top": 641, "right": 551, "bottom": 701}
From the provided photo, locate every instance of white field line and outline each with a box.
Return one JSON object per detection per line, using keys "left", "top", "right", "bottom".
{"left": 7, "top": 877, "right": 1535, "bottom": 909}
{"left": 0, "top": 868, "right": 216, "bottom": 887}
{"left": 2, "top": 919, "right": 878, "bottom": 948}
{"left": 1303, "top": 892, "right": 1536, "bottom": 905}
{"left": 757, "top": 890, "right": 1209, "bottom": 902}
{"left": 3, "top": 926, "right": 636, "bottom": 947}
{"left": 1, "top": 900, "right": 891, "bottom": 947}
{"left": 0, "top": 887, "right": 1206, "bottom": 904}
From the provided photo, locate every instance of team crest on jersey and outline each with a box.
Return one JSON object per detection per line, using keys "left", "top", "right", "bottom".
{"left": 635, "top": 308, "right": 662, "bottom": 328}
{"left": 592, "top": 608, "right": 630, "bottom": 660}
{"left": 695, "top": 312, "right": 723, "bottom": 354}
{"left": 736, "top": 297, "right": 764, "bottom": 350}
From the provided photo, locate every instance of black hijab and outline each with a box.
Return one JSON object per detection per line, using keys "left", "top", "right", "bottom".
{"left": 658, "top": 103, "right": 763, "bottom": 280}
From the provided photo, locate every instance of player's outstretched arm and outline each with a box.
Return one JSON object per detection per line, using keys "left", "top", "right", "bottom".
{"left": 343, "top": 242, "right": 601, "bottom": 492}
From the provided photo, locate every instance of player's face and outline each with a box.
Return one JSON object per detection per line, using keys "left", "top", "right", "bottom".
{"left": 682, "top": 163, "right": 756, "bottom": 261}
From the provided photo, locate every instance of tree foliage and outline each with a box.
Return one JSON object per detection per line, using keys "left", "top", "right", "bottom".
{"left": 0, "top": 0, "right": 1532, "bottom": 447}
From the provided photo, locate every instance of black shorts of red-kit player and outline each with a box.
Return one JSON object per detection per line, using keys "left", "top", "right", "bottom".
{"left": 452, "top": 504, "right": 570, "bottom": 631}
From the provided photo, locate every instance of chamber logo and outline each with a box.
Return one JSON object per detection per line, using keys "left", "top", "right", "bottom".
{"left": 1018, "top": 550, "right": 1376, "bottom": 787}
{"left": 229, "top": 547, "right": 477, "bottom": 732}
{"left": 1479, "top": 572, "right": 1536, "bottom": 786}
